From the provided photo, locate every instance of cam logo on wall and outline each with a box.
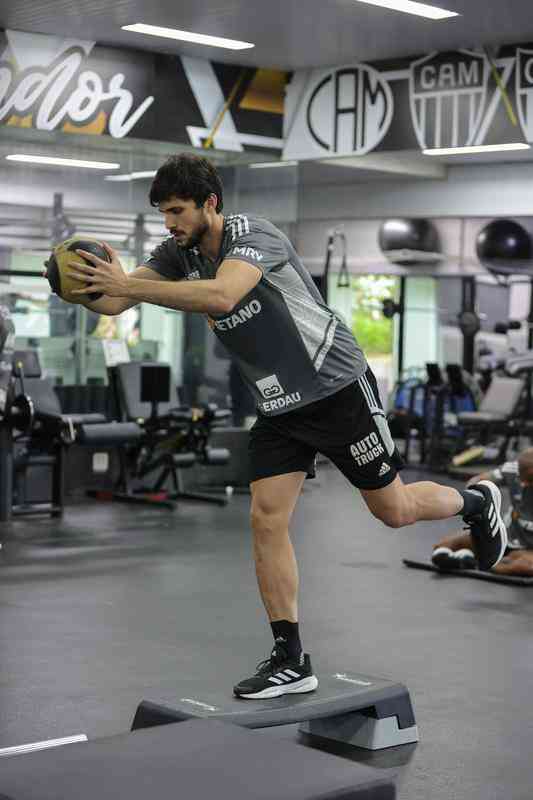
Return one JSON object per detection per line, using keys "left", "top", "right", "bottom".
{"left": 283, "top": 45, "right": 526, "bottom": 160}
{"left": 285, "top": 63, "right": 393, "bottom": 159}
{"left": 409, "top": 50, "right": 489, "bottom": 150}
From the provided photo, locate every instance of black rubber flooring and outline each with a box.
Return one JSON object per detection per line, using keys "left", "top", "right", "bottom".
{"left": 1, "top": 465, "right": 532, "bottom": 800}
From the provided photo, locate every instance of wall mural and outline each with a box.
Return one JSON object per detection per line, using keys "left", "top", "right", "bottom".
{"left": 0, "top": 29, "right": 287, "bottom": 153}
{"left": 283, "top": 43, "right": 533, "bottom": 159}
{"left": 2, "top": 29, "right": 533, "bottom": 161}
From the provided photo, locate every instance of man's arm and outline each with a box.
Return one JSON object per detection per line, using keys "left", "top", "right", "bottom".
{"left": 123, "top": 259, "right": 262, "bottom": 314}
{"left": 78, "top": 266, "right": 166, "bottom": 316}
{"left": 70, "top": 254, "right": 263, "bottom": 315}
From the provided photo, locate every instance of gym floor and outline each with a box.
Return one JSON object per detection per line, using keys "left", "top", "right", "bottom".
{"left": 1, "top": 465, "right": 531, "bottom": 800}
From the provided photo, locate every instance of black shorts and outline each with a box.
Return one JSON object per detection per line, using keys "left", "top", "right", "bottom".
{"left": 249, "top": 368, "right": 404, "bottom": 491}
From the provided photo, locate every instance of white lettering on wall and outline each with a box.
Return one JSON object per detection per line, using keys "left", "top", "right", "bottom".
{"left": 0, "top": 46, "right": 154, "bottom": 137}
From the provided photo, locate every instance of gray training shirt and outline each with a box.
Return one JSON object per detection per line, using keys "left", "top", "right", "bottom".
{"left": 144, "top": 214, "right": 367, "bottom": 417}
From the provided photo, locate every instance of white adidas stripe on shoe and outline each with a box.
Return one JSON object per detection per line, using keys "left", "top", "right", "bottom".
{"left": 241, "top": 675, "right": 319, "bottom": 699}
{"left": 269, "top": 669, "right": 307, "bottom": 685}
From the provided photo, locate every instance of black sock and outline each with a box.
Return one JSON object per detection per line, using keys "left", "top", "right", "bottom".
{"left": 457, "top": 489, "right": 485, "bottom": 517}
{"left": 270, "top": 620, "right": 302, "bottom": 659}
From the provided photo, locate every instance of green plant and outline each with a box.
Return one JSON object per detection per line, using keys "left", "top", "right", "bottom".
{"left": 352, "top": 310, "right": 392, "bottom": 354}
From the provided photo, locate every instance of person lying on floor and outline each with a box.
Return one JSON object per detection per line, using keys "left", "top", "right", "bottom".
{"left": 432, "top": 448, "right": 533, "bottom": 576}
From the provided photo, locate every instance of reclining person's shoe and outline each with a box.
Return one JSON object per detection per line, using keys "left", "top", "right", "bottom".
{"left": 431, "top": 546, "right": 460, "bottom": 570}
{"left": 454, "top": 548, "right": 477, "bottom": 570}
{"left": 432, "top": 545, "right": 478, "bottom": 570}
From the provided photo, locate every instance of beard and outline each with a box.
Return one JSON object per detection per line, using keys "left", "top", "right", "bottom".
{"left": 175, "top": 218, "right": 209, "bottom": 249}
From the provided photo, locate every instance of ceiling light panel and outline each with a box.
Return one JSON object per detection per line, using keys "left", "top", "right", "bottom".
{"left": 104, "top": 171, "right": 157, "bottom": 182}
{"left": 353, "top": 1, "right": 458, "bottom": 20}
{"left": 6, "top": 155, "right": 120, "bottom": 169}
{"left": 424, "top": 143, "right": 530, "bottom": 155}
{"left": 122, "top": 24, "right": 254, "bottom": 50}
{"left": 248, "top": 161, "right": 298, "bottom": 169}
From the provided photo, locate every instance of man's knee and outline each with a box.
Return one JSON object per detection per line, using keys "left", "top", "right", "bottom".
{"left": 364, "top": 479, "right": 420, "bottom": 529}
{"left": 250, "top": 501, "right": 289, "bottom": 538}
{"left": 373, "top": 506, "right": 410, "bottom": 529}
{"left": 370, "top": 492, "right": 417, "bottom": 529}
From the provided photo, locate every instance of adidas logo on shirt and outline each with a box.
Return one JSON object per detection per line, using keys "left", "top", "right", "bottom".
{"left": 378, "top": 463, "right": 391, "bottom": 477}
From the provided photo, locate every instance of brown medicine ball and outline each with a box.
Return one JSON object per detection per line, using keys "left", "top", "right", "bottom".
{"left": 46, "top": 237, "right": 110, "bottom": 303}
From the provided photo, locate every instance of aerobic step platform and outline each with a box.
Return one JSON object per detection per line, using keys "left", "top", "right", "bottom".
{"left": 132, "top": 670, "right": 419, "bottom": 750}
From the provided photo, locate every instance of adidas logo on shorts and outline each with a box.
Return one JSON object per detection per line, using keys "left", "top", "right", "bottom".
{"left": 378, "top": 463, "right": 390, "bottom": 477}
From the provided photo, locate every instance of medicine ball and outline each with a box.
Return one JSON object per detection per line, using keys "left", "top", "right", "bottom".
{"left": 378, "top": 218, "right": 442, "bottom": 265}
{"left": 46, "top": 237, "right": 109, "bottom": 303}
{"left": 476, "top": 219, "right": 532, "bottom": 277}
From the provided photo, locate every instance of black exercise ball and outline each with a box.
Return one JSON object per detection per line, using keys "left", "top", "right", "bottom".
{"left": 476, "top": 219, "right": 532, "bottom": 277}
{"left": 378, "top": 218, "right": 442, "bottom": 265}
{"left": 46, "top": 237, "right": 109, "bottom": 303}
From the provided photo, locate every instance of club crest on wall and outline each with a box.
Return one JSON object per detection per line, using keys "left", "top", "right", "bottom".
{"left": 516, "top": 48, "right": 533, "bottom": 144}
{"left": 409, "top": 50, "right": 490, "bottom": 150}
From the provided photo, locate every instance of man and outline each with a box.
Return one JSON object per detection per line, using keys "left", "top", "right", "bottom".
{"left": 432, "top": 449, "right": 533, "bottom": 576}
{"left": 59, "top": 154, "right": 507, "bottom": 699}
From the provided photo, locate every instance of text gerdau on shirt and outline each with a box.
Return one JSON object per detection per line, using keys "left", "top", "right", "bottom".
{"left": 144, "top": 214, "right": 367, "bottom": 417}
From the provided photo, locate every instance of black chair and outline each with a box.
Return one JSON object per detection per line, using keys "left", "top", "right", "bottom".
{"left": 108, "top": 362, "right": 231, "bottom": 508}
{"left": 0, "top": 350, "right": 141, "bottom": 522}
{"left": 449, "top": 376, "right": 526, "bottom": 473}
{"left": 456, "top": 377, "right": 524, "bottom": 444}
{"left": 424, "top": 363, "right": 478, "bottom": 471}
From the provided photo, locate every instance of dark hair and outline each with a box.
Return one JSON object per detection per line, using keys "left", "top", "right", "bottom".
{"left": 149, "top": 154, "right": 223, "bottom": 212}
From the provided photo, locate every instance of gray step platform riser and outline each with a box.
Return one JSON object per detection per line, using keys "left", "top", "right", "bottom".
{"left": 300, "top": 714, "right": 419, "bottom": 750}
{"left": 132, "top": 672, "right": 418, "bottom": 751}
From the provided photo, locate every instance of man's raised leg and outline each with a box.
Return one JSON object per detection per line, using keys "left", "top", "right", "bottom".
{"left": 361, "top": 475, "right": 507, "bottom": 570}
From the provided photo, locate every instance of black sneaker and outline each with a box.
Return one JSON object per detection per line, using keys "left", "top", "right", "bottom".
{"left": 454, "top": 548, "right": 477, "bottom": 570}
{"left": 432, "top": 546, "right": 460, "bottom": 570}
{"left": 431, "top": 546, "right": 477, "bottom": 571}
{"left": 463, "top": 480, "right": 508, "bottom": 571}
{"left": 233, "top": 645, "right": 318, "bottom": 699}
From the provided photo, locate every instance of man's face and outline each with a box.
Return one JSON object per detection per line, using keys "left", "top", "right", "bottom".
{"left": 159, "top": 196, "right": 209, "bottom": 249}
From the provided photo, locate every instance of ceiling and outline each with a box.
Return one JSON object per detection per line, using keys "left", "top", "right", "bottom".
{"left": 1, "top": 0, "right": 533, "bottom": 71}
